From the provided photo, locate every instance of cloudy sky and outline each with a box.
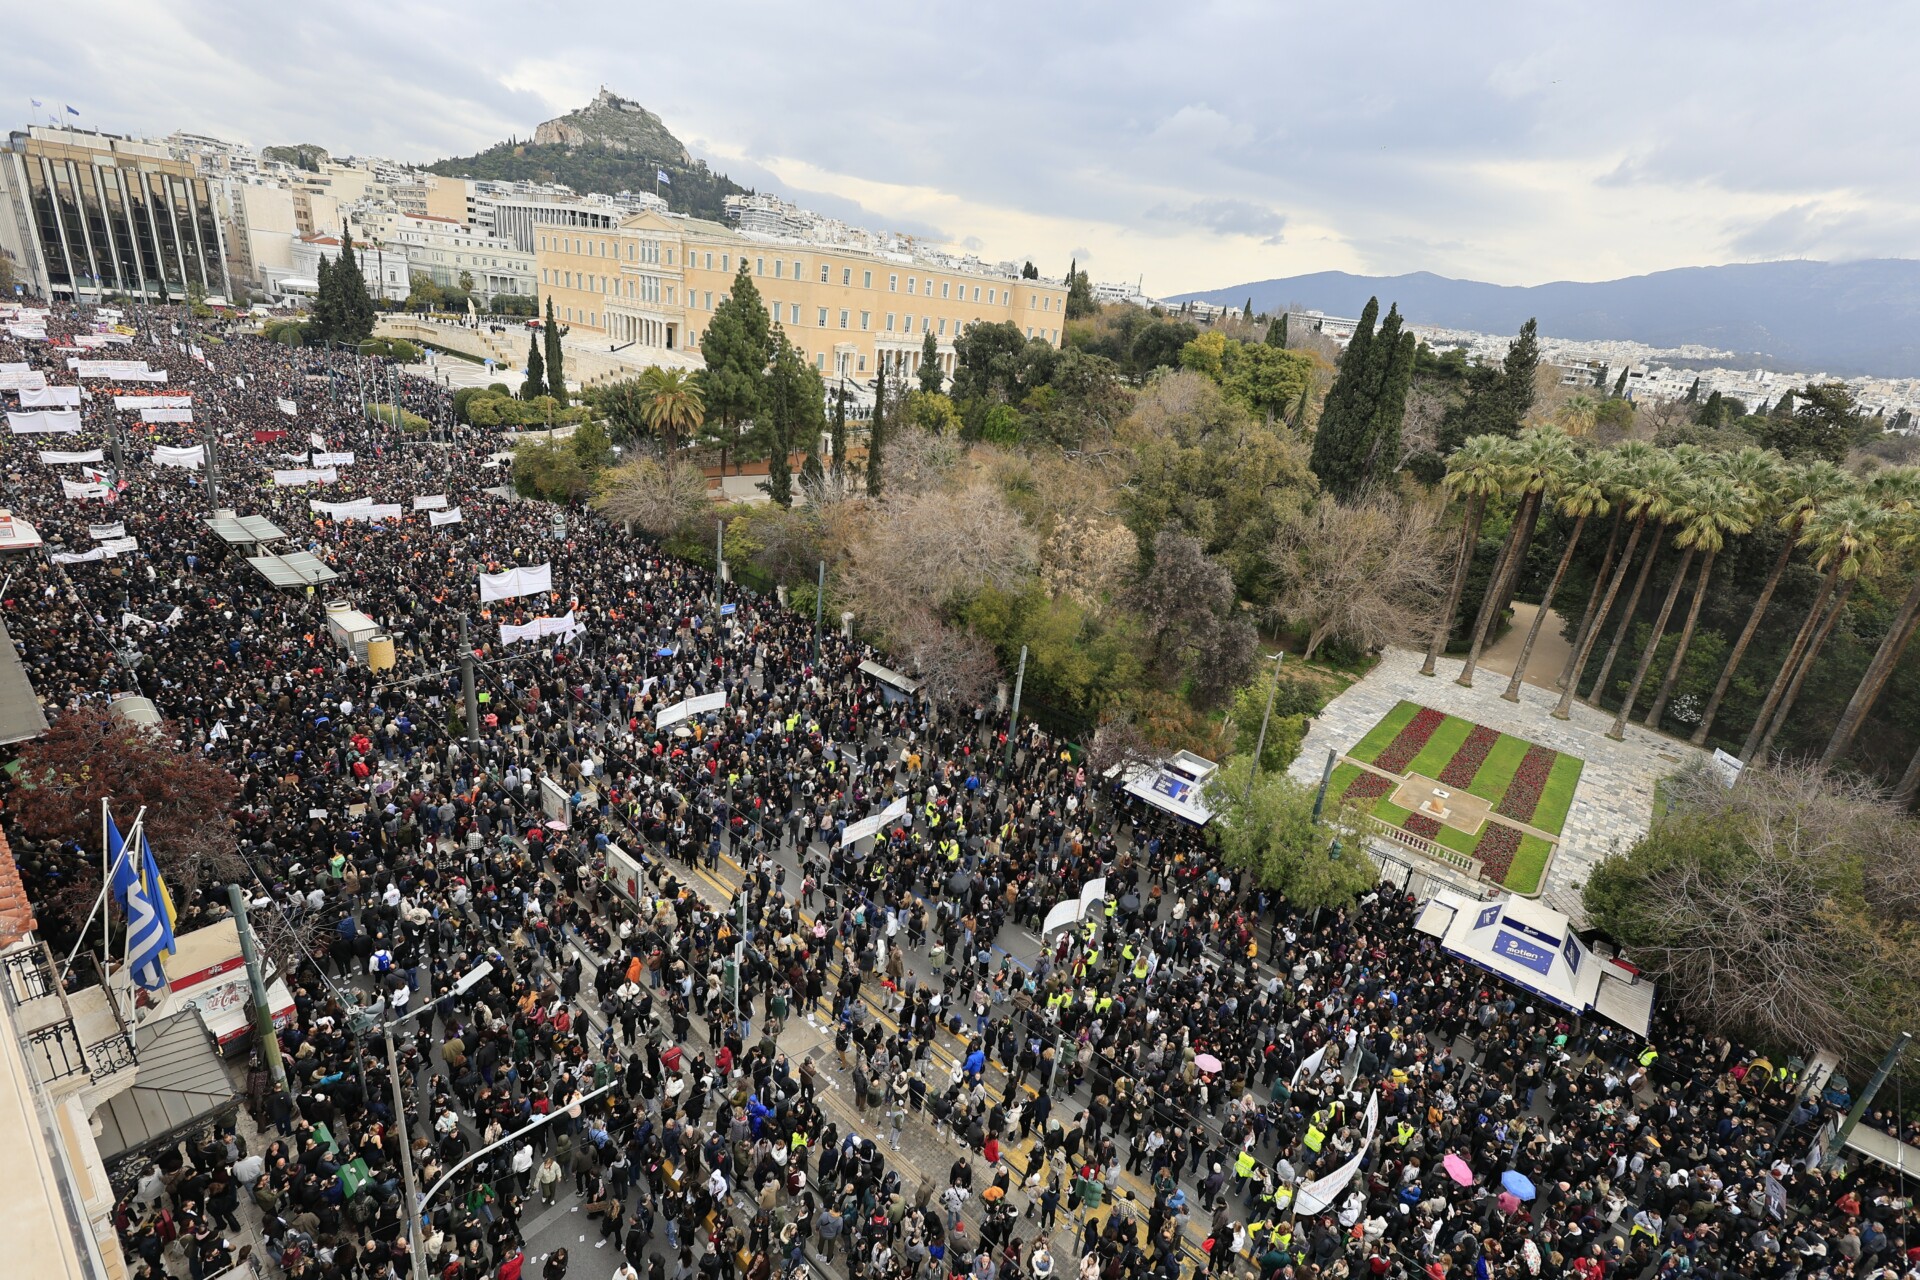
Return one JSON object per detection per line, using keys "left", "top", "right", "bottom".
{"left": 14, "top": 1, "right": 1918, "bottom": 295}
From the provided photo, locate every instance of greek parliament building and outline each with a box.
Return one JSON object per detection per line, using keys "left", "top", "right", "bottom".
{"left": 0, "top": 127, "right": 233, "bottom": 301}
{"left": 534, "top": 210, "right": 1068, "bottom": 385}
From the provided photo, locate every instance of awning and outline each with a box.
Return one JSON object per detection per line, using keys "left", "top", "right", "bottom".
{"left": 204, "top": 513, "right": 287, "bottom": 546}
{"left": 92, "top": 1010, "right": 237, "bottom": 1164}
{"left": 0, "top": 615, "right": 48, "bottom": 744}
{"left": 858, "top": 660, "right": 922, "bottom": 694}
{"left": 1592, "top": 965, "right": 1656, "bottom": 1038}
{"left": 247, "top": 549, "right": 339, "bottom": 589}
{"left": 1430, "top": 891, "right": 1657, "bottom": 1033}
{"left": 1121, "top": 750, "right": 1220, "bottom": 825}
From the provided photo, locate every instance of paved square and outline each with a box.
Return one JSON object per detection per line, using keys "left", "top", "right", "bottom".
{"left": 1292, "top": 647, "right": 1707, "bottom": 917}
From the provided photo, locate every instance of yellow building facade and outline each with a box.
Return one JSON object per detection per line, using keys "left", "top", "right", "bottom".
{"left": 533, "top": 211, "right": 1069, "bottom": 386}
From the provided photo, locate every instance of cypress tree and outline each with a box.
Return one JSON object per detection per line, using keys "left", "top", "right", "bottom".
{"left": 311, "top": 255, "right": 337, "bottom": 341}
{"left": 830, "top": 386, "right": 848, "bottom": 478}
{"left": 1308, "top": 296, "right": 1381, "bottom": 496}
{"left": 866, "top": 365, "right": 886, "bottom": 498}
{"left": 1593, "top": 365, "right": 1609, "bottom": 398}
{"left": 1357, "top": 318, "right": 1418, "bottom": 491}
{"left": 543, "top": 297, "right": 567, "bottom": 407}
{"left": 1685, "top": 376, "right": 1700, "bottom": 403}
{"left": 523, "top": 332, "right": 546, "bottom": 400}
{"left": 1244, "top": 297, "right": 1254, "bottom": 319}
{"left": 335, "top": 223, "right": 375, "bottom": 341}
{"left": 917, "top": 330, "right": 942, "bottom": 394}
{"left": 1612, "top": 367, "right": 1629, "bottom": 398}
{"left": 1266, "top": 314, "right": 1288, "bottom": 348}
{"left": 1773, "top": 389, "right": 1797, "bottom": 418}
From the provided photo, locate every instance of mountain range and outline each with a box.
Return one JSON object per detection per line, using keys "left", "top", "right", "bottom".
{"left": 425, "top": 89, "right": 748, "bottom": 223}
{"left": 1171, "top": 260, "right": 1920, "bottom": 378}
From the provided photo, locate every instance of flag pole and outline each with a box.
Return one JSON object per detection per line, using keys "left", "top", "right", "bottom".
{"left": 60, "top": 803, "right": 146, "bottom": 982}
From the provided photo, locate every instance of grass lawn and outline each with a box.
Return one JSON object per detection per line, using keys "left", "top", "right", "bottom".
{"left": 1333, "top": 702, "right": 1588, "bottom": 892}
{"left": 1346, "top": 701, "right": 1423, "bottom": 765}
{"left": 1404, "top": 715, "right": 1478, "bottom": 778}
{"left": 1506, "top": 836, "right": 1554, "bottom": 894}
{"left": 1532, "top": 754, "right": 1586, "bottom": 835}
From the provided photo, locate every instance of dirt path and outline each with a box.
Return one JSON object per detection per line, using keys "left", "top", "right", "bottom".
{"left": 1478, "top": 602, "right": 1574, "bottom": 691}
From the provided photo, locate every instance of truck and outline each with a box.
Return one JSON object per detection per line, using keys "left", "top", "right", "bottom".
{"left": 323, "top": 598, "right": 381, "bottom": 661}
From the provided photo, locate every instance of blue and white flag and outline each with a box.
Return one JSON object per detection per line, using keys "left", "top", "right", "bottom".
{"left": 30, "top": 99, "right": 42, "bottom": 108}
{"left": 108, "top": 811, "right": 178, "bottom": 991}
{"left": 66, "top": 105, "right": 80, "bottom": 117}
{"left": 656, "top": 169, "right": 671, "bottom": 185}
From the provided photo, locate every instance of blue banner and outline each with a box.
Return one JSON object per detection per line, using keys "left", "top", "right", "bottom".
{"left": 1493, "top": 930, "right": 1556, "bottom": 976}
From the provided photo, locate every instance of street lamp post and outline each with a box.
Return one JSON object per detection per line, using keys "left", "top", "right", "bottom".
{"left": 367, "top": 959, "right": 493, "bottom": 1280}
{"left": 1244, "top": 652, "right": 1285, "bottom": 803}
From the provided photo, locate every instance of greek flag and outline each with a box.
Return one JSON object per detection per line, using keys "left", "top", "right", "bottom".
{"left": 656, "top": 168, "right": 671, "bottom": 186}
{"left": 66, "top": 105, "right": 80, "bottom": 117}
{"left": 108, "top": 812, "right": 177, "bottom": 991}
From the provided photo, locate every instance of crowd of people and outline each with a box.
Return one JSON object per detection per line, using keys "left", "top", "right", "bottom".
{"left": 1, "top": 300, "right": 1913, "bottom": 1280}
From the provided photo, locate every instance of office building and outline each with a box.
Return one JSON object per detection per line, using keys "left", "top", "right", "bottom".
{"left": 0, "top": 127, "right": 232, "bottom": 300}
{"left": 534, "top": 210, "right": 1068, "bottom": 385}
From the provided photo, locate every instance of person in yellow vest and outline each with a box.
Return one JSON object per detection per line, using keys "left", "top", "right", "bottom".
{"left": 1232, "top": 1149, "right": 1257, "bottom": 1196}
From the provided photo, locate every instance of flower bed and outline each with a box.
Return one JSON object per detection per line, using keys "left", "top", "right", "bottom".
{"left": 1342, "top": 772, "right": 1394, "bottom": 805}
{"left": 1471, "top": 822, "right": 1522, "bottom": 882}
{"left": 1372, "top": 707, "right": 1446, "bottom": 774}
{"left": 1438, "top": 724, "right": 1501, "bottom": 789}
{"left": 1495, "top": 745, "right": 1559, "bottom": 825}
{"left": 1403, "top": 813, "right": 1442, "bottom": 840}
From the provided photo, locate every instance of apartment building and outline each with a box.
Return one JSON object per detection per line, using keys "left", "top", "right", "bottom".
{"left": 533, "top": 210, "right": 1068, "bottom": 385}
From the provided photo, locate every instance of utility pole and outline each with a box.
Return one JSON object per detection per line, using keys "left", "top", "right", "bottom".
{"left": 1004, "top": 644, "right": 1028, "bottom": 770}
{"left": 204, "top": 424, "right": 221, "bottom": 512}
{"left": 1309, "top": 749, "right": 1338, "bottom": 825}
{"left": 714, "top": 518, "right": 725, "bottom": 614}
{"left": 1826, "top": 1031, "right": 1912, "bottom": 1170}
{"left": 459, "top": 615, "right": 480, "bottom": 747}
{"left": 384, "top": 1027, "right": 428, "bottom": 1280}
{"left": 812, "top": 559, "right": 825, "bottom": 663}
{"left": 1244, "top": 652, "right": 1284, "bottom": 802}
{"left": 225, "top": 884, "right": 287, "bottom": 1093}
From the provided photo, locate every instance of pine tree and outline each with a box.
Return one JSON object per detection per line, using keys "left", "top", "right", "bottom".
{"left": 917, "top": 330, "right": 942, "bottom": 394}
{"left": 1307, "top": 296, "right": 1381, "bottom": 496}
{"left": 1612, "top": 367, "right": 1629, "bottom": 398}
{"left": 1265, "top": 314, "right": 1288, "bottom": 348}
{"left": 523, "top": 332, "right": 546, "bottom": 400}
{"left": 830, "top": 386, "right": 848, "bottom": 479}
{"left": 699, "top": 262, "right": 774, "bottom": 474}
{"left": 1499, "top": 318, "right": 1540, "bottom": 428}
{"left": 760, "top": 331, "right": 821, "bottom": 509}
{"left": 543, "top": 297, "right": 567, "bottom": 407}
{"left": 866, "top": 365, "right": 886, "bottom": 498}
{"left": 334, "top": 224, "right": 375, "bottom": 341}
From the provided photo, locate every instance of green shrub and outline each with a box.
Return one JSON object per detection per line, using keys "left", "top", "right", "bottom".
{"left": 368, "top": 402, "right": 431, "bottom": 432}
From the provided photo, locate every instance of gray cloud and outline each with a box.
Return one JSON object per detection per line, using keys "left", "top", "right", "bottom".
{"left": 1145, "top": 198, "right": 1286, "bottom": 245}
{"left": 15, "top": 2, "right": 1920, "bottom": 291}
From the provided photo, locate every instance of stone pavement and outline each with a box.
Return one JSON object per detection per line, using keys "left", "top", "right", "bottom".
{"left": 1288, "top": 646, "right": 1707, "bottom": 918}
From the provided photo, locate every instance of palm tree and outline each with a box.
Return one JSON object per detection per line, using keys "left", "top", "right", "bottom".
{"left": 1585, "top": 449, "right": 1690, "bottom": 708}
{"left": 1556, "top": 441, "right": 1657, "bottom": 691}
{"left": 1644, "top": 447, "right": 1776, "bottom": 729}
{"left": 637, "top": 366, "right": 705, "bottom": 451}
{"left": 1557, "top": 393, "right": 1599, "bottom": 437}
{"left": 1502, "top": 451, "right": 1613, "bottom": 703}
{"left": 1552, "top": 446, "right": 1675, "bottom": 719}
{"left": 1422, "top": 436, "right": 1510, "bottom": 677}
{"left": 1610, "top": 470, "right": 1754, "bottom": 738}
{"left": 1458, "top": 427, "right": 1574, "bottom": 687}
{"left": 1819, "top": 467, "right": 1920, "bottom": 766}
{"left": 1690, "top": 459, "right": 1852, "bottom": 745}
{"left": 1737, "top": 493, "right": 1887, "bottom": 762}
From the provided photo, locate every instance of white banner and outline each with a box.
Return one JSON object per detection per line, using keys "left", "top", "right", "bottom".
{"left": 70, "top": 359, "right": 150, "bottom": 377}
{"left": 312, "top": 451, "right": 354, "bottom": 467}
{"left": 312, "top": 500, "right": 402, "bottom": 521}
{"left": 500, "top": 611, "right": 582, "bottom": 647}
{"left": 19, "top": 386, "right": 79, "bottom": 407}
{"left": 428, "top": 506, "right": 462, "bottom": 526}
{"left": 9, "top": 409, "right": 82, "bottom": 434}
{"left": 277, "top": 398, "right": 298, "bottom": 416}
{"left": 411, "top": 494, "right": 447, "bottom": 510}
{"left": 1294, "top": 1146, "right": 1369, "bottom": 1217}
{"left": 89, "top": 522, "right": 126, "bottom": 540}
{"left": 51, "top": 548, "right": 106, "bottom": 564}
{"left": 1290, "top": 1044, "right": 1328, "bottom": 1090}
{"left": 71, "top": 334, "right": 111, "bottom": 349}
{"left": 61, "top": 479, "right": 108, "bottom": 500}
{"left": 140, "top": 406, "right": 194, "bottom": 424}
{"left": 100, "top": 536, "right": 139, "bottom": 557}
{"left": 840, "top": 796, "right": 910, "bottom": 848}
{"left": 271, "top": 468, "right": 337, "bottom": 486}
{"left": 477, "top": 562, "right": 552, "bottom": 603}
{"left": 114, "top": 395, "right": 191, "bottom": 410}
{"left": 308, "top": 432, "right": 326, "bottom": 449}
{"left": 0, "top": 372, "right": 48, "bottom": 391}
{"left": 1041, "top": 899, "right": 1082, "bottom": 935}
{"left": 654, "top": 689, "right": 727, "bottom": 729}
{"left": 152, "top": 444, "right": 205, "bottom": 469}
{"left": 39, "top": 449, "right": 104, "bottom": 464}
{"left": 114, "top": 369, "right": 169, "bottom": 383}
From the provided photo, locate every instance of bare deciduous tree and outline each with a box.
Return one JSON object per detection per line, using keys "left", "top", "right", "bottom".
{"left": 840, "top": 479, "right": 1038, "bottom": 624}
{"left": 592, "top": 457, "right": 712, "bottom": 538}
{"left": 1040, "top": 515, "right": 1137, "bottom": 614}
{"left": 890, "top": 607, "right": 1002, "bottom": 707}
{"left": 1267, "top": 493, "right": 1445, "bottom": 659}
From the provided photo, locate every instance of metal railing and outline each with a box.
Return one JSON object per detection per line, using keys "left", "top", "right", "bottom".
{"left": 1361, "top": 814, "right": 1484, "bottom": 876}
{"left": 86, "top": 1032, "right": 137, "bottom": 1081}
{"left": 1, "top": 946, "right": 57, "bottom": 1003}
